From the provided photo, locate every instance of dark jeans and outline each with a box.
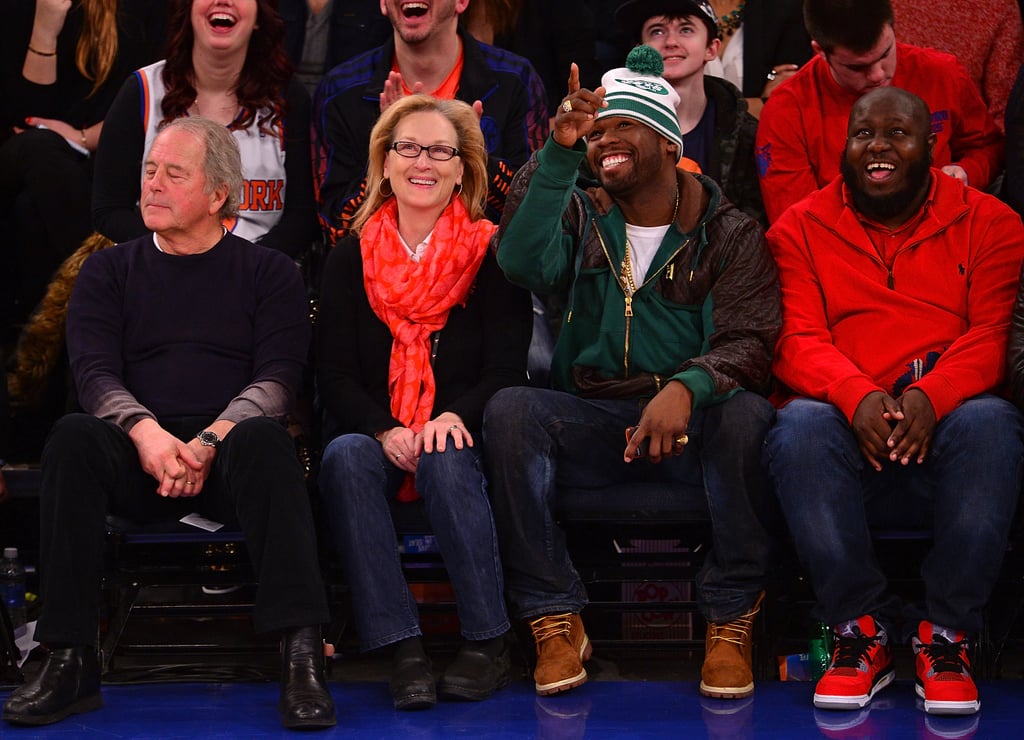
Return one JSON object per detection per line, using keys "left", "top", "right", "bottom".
{"left": 318, "top": 434, "right": 508, "bottom": 650}
{"left": 34, "top": 413, "right": 330, "bottom": 645}
{"left": 483, "top": 387, "right": 778, "bottom": 624}
{"left": 766, "top": 396, "right": 1024, "bottom": 636}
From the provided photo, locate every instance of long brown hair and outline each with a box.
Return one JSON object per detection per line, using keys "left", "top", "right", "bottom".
{"left": 159, "top": 0, "right": 292, "bottom": 134}
{"left": 77, "top": 0, "right": 120, "bottom": 96}
{"left": 463, "top": 0, "right": 522, "bottom": 39}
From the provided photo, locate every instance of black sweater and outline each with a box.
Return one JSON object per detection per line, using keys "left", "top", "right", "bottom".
{"left": 316, "top": 236, "right": 532, "bottom": 440}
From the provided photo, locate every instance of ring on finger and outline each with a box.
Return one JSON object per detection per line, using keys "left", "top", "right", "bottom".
{"left": 449, "top": 424, "right": 459, "bottom": 432}
{"left": 561, "top": 99, "right": 573, "bottom": 113}
{"left": 674, "top": 434, "right": 689, "bottom": 446}
{"left": 766, "top": 68, "right": 778, "bottom": 81}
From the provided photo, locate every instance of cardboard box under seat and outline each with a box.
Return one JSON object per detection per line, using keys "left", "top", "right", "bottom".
{"left": 617, "top": 538, "right": 694, "bottom": 642}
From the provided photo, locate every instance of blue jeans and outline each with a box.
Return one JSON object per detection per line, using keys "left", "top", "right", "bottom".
{"left": 482, "top": 387, "right": 778, "bottom": 623}
{"left": 318, "top": 434, "right": 509, "bottom": 650}
{"left": 766, "top": 396, "right": 1024, "bottom": 636}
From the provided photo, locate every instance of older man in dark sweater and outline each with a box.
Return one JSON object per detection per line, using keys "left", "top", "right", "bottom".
{"left": 2, "top": 117, "right": 335, "bottom": 730}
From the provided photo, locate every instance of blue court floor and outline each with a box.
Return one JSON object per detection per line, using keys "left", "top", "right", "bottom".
{"left": 1, "top": 678, "right": 1021, "bottom": 738}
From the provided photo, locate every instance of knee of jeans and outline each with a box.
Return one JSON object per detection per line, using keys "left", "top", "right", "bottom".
{"left": 768, "top": 400, "right": 847, "bottom": 455}
{"left": 712, "top": 392, "right": 775, "bottom": 437}
{"left": 416, "top": 445, "right": 482, "bottom": 497}
{"left": 321, "top": 434, "right": 379, "bottom": 475}
{"left": 483, "top": 387, "right": 525, "bottom": 425}
{"left": 940, "top": 395, "right": 1024, "bottom": 451}
{"left": 483, "top": 386, "right": 541, "bottom": 443}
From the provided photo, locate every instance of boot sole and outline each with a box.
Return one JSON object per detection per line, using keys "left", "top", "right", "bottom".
{"left": 534, "top": 634, "right": 592, "bottom": 695}
{"left": 438, "top": 671, "right": 512, "bottom": 702}
{"left": 393, "top": 691, "right": 437, "bottom": 711}
{"left": 699, "top": 681, "right": 754, "bottom": 699}
{"left": 535, "top": 668, "right": 588, "bottom": 695}
{"left": 2, "top": 692, "right": 103, "bottom": 726}
{"left": 281, "top": 713, "right": 337, "bottom": 729}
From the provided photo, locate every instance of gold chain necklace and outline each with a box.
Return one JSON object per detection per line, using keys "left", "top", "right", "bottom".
{"left": 620, "top": 187, "right": 680, "bottom": 317}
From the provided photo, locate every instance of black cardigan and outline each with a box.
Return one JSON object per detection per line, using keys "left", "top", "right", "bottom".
{"left": 316, "top": 236, "right": 533, "bottom": 441}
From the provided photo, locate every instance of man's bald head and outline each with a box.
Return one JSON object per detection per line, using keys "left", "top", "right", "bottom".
{"left": 849, "top": 87, "right": 931, "bottom": 134}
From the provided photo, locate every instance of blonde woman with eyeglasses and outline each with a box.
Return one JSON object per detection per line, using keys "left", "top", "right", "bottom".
{"left": 316, "top": 94, "right": 532, "bottom": 711}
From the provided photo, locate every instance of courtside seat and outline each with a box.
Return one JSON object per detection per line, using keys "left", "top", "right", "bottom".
{"left": 554, "top": 482, "right": 716, "bottom": 652}
{"left": 100, "top": 515, "right": 256, "bottom": 674}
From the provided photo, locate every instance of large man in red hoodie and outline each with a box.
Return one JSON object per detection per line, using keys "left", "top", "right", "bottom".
{"left": 766, "top": 87, "right": 1024, "bottom": 719}
{"left": 756, "top": 0, "right": 1003, "bottom": 224}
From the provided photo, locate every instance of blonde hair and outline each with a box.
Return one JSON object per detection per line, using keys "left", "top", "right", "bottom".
{"left": 77, "top": 0, "right": 120, "bottom": 96}
{"left": 350, "top": 95, "right": 490, "bottom": 235}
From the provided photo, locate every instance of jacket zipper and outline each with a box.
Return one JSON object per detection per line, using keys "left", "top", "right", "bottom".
{"left": 595, "top": 228, "right": 693, "bottom": 378}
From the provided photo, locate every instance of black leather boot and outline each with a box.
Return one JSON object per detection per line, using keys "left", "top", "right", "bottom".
{"left": 278, "top": 625, "right": 336, "bottom": 729}
{"left": 2, "top": 645, "right": 103, "bottom": 726}
{"left": 390, "top": 637, "right": 436, "bottom": 710}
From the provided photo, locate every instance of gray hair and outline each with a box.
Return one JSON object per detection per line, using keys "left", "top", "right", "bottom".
{"left": 149, "top": 117, "right": 244, "bottom": 219}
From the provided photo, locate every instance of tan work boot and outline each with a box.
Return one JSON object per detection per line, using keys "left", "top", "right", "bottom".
{"left": 699, "top": 591, "right": 764, "bottom": 699}
{"left": 529, "top": 612, "right": 592, "bottom": 695}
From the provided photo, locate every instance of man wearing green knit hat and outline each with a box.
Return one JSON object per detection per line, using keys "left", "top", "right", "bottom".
{"left": 485, "top": 47, "right": 782, "bottom": 699}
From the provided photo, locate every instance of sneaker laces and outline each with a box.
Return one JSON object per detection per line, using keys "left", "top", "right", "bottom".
{"left": 919, "top": 636, "right": 971, "bottom": 677}
{"left": 530, "top": 614, "right": 573, "bottom": 644}
{"left": 831, "top": 631, "right": 883, "bottom": 672}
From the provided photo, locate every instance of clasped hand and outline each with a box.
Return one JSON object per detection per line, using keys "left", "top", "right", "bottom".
{"left": 378, "top": 412, "right": 472, "bottom": 474}
{"left": 129, "top": 419, "right": 214, "bottom": 498}
{"left": 852, "top": 388, "right": 936, "bottom": 471}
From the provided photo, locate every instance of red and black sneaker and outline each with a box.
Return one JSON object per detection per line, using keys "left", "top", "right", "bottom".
{"left": 913, "top": 621, "right": 980, "bottom": 715}
{"left": 813, "top": 615, "right": 895, "bottom": 710}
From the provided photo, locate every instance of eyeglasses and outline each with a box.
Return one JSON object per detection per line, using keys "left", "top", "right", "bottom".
{"left": 390, "top": 140, "right": 460, "bottom": 161}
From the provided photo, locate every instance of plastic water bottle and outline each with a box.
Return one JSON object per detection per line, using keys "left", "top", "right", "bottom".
{"left": 808, "top": 621, "right": 833, "bottom": 680}
{"left": 1, "top": 546, "right": 27, "bottom": 628}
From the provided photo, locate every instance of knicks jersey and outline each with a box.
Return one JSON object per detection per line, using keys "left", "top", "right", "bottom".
{"left": 135, "top": 61, "right": 286, "bottom": 242}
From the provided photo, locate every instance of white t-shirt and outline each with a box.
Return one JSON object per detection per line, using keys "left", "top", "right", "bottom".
{"left": 624, "top": 223, "right": 671, "bottom": 287}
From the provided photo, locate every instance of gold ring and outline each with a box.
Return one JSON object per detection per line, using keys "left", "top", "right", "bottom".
{"left": 449, "top": 425, "right": 459, "bottom": 432}
{"left": 766, "top": 69, "right": 778, "bottom": 81}
{"left": 185, "top": 480, "right": 194, "bottom": 485}
{"left": 674, "top": 435, "right": 689, "bottom": 446}
{"left": 561, "top": 99, "right": 573, "bottom": 113}
{"left": 394, "top": 453, "right": 402, "bottom": 460}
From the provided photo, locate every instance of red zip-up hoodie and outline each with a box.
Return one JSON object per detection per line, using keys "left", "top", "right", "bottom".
{"left": 767, "top": 171, "right": 1024, "bottom": 422}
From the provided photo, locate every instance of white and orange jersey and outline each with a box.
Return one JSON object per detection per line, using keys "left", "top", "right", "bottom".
{"left": 136, "top": 60, "right": 287, "bottom": 242}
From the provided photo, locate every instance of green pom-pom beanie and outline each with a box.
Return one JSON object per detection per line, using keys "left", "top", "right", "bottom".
{"left": 598, "top": 45, "right": 683, "bottom": 162}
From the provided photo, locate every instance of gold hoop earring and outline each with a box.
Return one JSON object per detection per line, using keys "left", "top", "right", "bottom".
{"left": 378, "top": 177, "right": 393, "bottom": 198}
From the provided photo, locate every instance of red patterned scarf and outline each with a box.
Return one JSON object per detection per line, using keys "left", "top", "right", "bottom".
{"left": 361, "top": 196, "right": 496, "bottom": 500}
